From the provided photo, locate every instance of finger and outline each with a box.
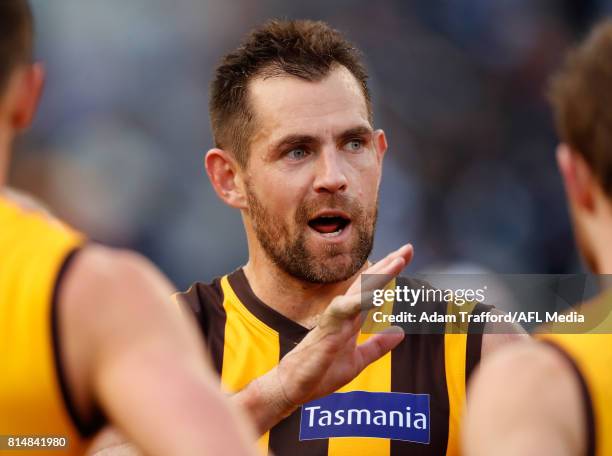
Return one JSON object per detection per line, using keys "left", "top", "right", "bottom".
{"left": 359, "top": 255, "right": 409, "bottom": 294}
{"left": 365, "top": 244, "right": 413, "bottom": 286}
{"left": 327, "top": 292, "right": 374, "bottom": 321}
{"left": 365, "top": 244, "right": 413, "bottom": 276}
{"left": 364, "top": 244, "right": 414, "bottom": 274}
{"left": 329, "top": 243, "right": 414, "bottom": 329}
{"left": 346, "top": 244, "right": 413, "bottom": 296}
{"left": 355, "top": 326, "right": 405, "bottom": 371}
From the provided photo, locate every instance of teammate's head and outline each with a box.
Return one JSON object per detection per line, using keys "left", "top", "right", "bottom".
{"left": 0, "top": 0, "right": 42, "bottom": 143}
{"left": 549, "top": 19, "right": 612, "bottom": 273}
{"left": 206, "top": 19, "right": 386, "bottom": 283}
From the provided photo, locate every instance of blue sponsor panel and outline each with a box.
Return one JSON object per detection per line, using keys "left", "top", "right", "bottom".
{"left": 299, "top": 391, "right": 430, "bottom": 443}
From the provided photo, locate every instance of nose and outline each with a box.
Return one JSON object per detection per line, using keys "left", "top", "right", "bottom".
{"left": 313, "top": 147, "right": 348, "bottom": 194}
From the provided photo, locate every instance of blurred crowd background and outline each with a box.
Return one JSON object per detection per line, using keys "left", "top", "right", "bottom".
{"left": 10, "top": 0, "right": 612, "bottom": 290}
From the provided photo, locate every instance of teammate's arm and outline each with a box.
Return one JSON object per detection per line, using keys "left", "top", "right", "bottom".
{"left": 58, "top": 245, "right": 258, "bottom": 456}
{"left": 481, "top": 308, "right": 529, "bottom": 358}
{"left": 232, "top": 244, "right": 413, "bottom": 434}
{"left": 462, "top": 341, "right": 586, "bottom": 456}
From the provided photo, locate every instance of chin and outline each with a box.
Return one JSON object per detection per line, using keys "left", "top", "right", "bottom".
{"left": 316, "top": 253, "right": 365, "bottom": 281}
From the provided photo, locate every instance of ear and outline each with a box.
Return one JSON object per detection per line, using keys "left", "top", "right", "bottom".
{"left": 205, "top": 148, "right": 247, "bottom": 209}
{"left": 10, "top": 62, "right": 45, "bottom": 131}
{"left": 557, "top": 143, "right": 595, "bottom": 213}
{"left": 373, "top": 129, "right": 388, "bottom": 163}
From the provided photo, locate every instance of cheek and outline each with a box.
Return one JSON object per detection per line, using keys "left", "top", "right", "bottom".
{"left": 351, "top": 160, "right": 381, "bottom": 199}
{"left": 258, "top": 171, "right": 309, "bottom": 215}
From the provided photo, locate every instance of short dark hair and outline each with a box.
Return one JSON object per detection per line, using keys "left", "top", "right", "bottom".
{"left": 549, "top": 19, "right": 612, "bottom": 197}
{"left": 0, "top": 0, "right": 33, "bottom": 93}
{"left": 209, "top": 19, "right": 371, "bottom": 167}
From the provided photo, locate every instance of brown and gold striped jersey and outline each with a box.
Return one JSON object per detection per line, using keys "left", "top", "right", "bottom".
{"left": 179, "top": 269, "right": 492, "bottom": 456}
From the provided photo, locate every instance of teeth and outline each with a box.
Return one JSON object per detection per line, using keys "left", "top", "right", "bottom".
{"left": 321, "top": 228, "right": 343, "bottom": 237}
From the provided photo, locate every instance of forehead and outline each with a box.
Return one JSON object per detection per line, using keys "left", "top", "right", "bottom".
{"left": 247, "top": 65, "right": 370, "bottom": 145}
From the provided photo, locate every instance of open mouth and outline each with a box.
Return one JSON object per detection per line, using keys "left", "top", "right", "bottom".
{"left": 307, "top": 212, "right": 351, "bottom": 237}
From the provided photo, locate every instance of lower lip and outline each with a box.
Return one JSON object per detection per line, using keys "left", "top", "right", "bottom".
{"left": 308, "top": 222, "right": 352, "bottom": 243}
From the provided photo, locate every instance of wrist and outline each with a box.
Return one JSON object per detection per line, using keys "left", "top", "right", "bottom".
{"left": 255, "top": 366, "right": 299, "bottom": 420}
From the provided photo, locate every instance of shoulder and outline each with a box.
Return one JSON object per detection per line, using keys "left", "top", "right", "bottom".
{"left": 177, "top": 278, "right": 224, "bottom": 314}
{"left": 2, "top": 187, "right": 54, "bottom": 217}
{"left": 468, "top": 340, "right": 586, "bottom": 427}
{"left": 476, "top": 341, "right": 571, "bottom": 387}
{"left": 60, "top": 245, "right": 174, "bottom": 321}
{"left": 0, "top": 188, "right": 75, "bottom": 238}
{"left": 464, "top": 340, "right": 586, "bottom": 455}
{"left": 0, "top": 190, "right": 83, "bottom": 256}
{"left": 480, "top": 308, "right": 529, "bottom": 358}
{"left": 65, "top": 245, "right": 162, "bottom": 289}
{"left": 175, "top": 277, "right": 227, "bottom": 339}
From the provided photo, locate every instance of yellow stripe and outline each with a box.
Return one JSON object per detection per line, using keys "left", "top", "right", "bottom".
{"left": 220, "top": 276, "right": 280, "bottom": 455}
{"left": 443, "top": 301, "right": 472, "bottom": 456}
{"left": 327, "top": 332, "right": 391, "bottom": 456}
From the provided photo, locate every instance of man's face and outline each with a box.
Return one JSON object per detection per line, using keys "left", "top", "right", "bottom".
{"left": 241, "top": 65, "right": 385, "bottom": 283}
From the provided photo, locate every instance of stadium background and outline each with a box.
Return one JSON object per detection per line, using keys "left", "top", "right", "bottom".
{"left": 9, "top": 0, "right": 612, "bottom": 290}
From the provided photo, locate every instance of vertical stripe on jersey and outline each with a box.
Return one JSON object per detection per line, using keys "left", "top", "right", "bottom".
{"left": 443, "top": 332, "right": 467, "bottom": 456}
{"left": 390, "top": 333, "right": 449, "bottom": 456}
{"left": 207, "top": 294, "right": 227, "bottom": 376}
{"left": 465, "top": 304, "right": 492, "bottom": 385}
{"left": 268, "top": 336, "right": 329, "bottom": 456}
{"left": 443, "top": 301, "right": 472, "bottom": 456}
{"left": 327, "top": 332, "right": 392, "bottom": 456}
{"left": 220, "top": 276, "right": 279, "bottom": 455}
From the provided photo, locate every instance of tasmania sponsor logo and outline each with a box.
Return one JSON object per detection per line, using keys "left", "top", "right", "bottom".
{"left": 299, "top": 391, "right": 430, "bottom": 443}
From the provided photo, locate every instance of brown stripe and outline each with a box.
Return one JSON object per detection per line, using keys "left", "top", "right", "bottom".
{"left": 268, "top": 335, "right": 329, "bottom": 456}
{"left": 390, "top": 334, "right": 448, "bottom": 455}
{"left": 542, "top": 340, "right": 596, "bottom": 456}
{"left": 181, "top": 279, "right": 227, "bottom": 376}
{"left": 390, "top": 277, "right": 449, "bottom": 455}
{"left": 465, "top": 303, "right": 493, "bottom": 388}
{"left": 228, "top": 269, "right": 308, "bottom": 343}
{"left": 51, "top": 246, "right": 105, "bottom": 437}
{"left": 205, "top": 279, "right": 227, "bottom": 375}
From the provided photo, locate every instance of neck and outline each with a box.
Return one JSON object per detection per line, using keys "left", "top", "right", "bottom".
{"left": 595, "top": 229, "right": 612, "bottom": 274}
{"left": 588, "top": 201, "right": 612, "bottom": 274}
{"left": 243, "top": 243, "right": 368, "bottom": 329}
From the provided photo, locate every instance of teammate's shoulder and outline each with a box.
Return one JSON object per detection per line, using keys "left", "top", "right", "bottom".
{"left": 64, "top": 245, "right": 163, "bottom": 295}
{"left": 177, "top": 276, "right": 225, "bottom": 314}
{"left": 474, "top": 340, "right": 577, "bottom": 392}
{"left": 1, "top": 187, "right": 54, "bottom": 216}
{"left": 0, "top": 188, "right": 81, "bottom": 242}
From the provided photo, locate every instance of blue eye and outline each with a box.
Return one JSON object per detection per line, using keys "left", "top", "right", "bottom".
{"left": 346, "top": 139, "right": 363, "bottom": 151}
{"left": 287, "top": 148, "right": 308, "bottom": 160}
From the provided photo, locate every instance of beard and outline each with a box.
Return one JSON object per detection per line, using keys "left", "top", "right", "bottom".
{"left": 245, "top": 183, "right": 377, "bottom": 284}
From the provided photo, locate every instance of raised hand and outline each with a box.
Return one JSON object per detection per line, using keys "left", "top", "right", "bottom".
{"left": 242, "top": 244, "right": 413, "bottom": 433}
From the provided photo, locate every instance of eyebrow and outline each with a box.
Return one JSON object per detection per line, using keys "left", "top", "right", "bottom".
{"left": 270, "top": 125, "right": 373, "bottom": 155}
{"left": 272, "top": 134, "right": 320, "bottom": 154}
{"left": 337, "top": 126, "right": 373, "bottom": 144}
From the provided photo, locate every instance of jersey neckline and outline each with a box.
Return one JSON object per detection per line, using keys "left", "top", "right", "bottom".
{"left": 227, "top": 268, "right": 311, "bottom": 344}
